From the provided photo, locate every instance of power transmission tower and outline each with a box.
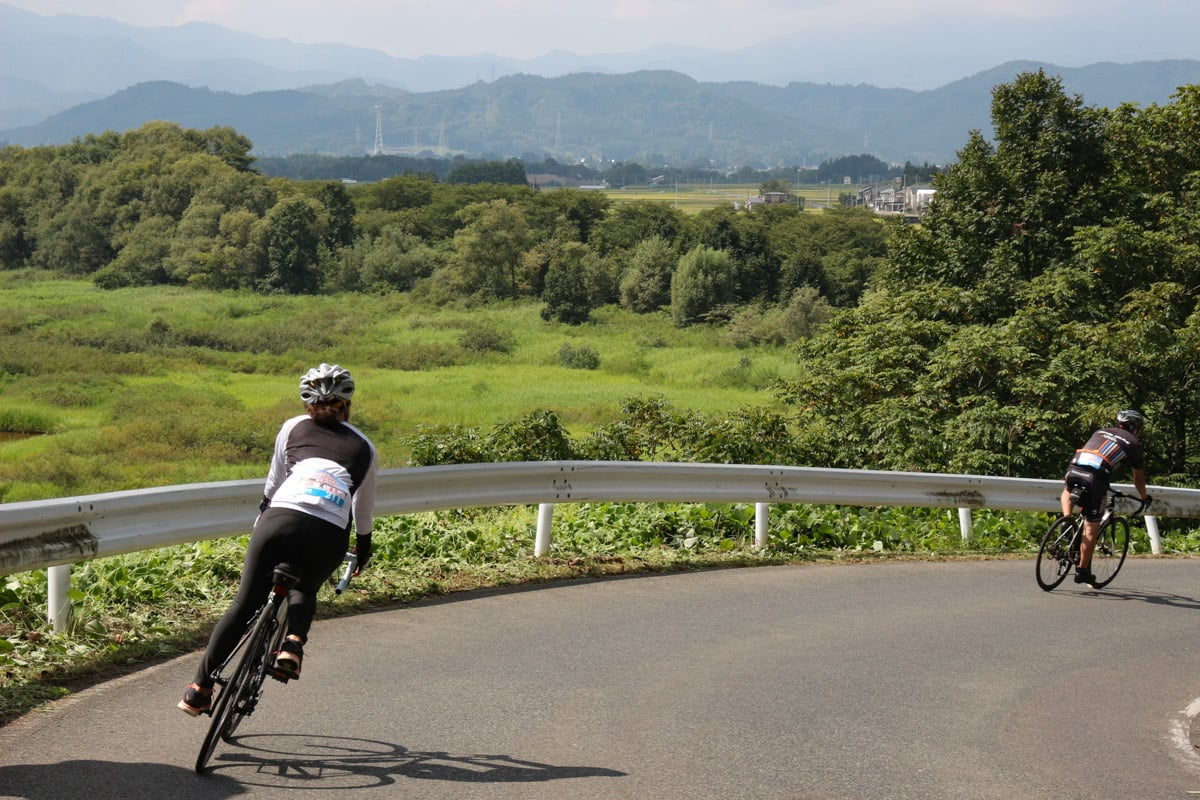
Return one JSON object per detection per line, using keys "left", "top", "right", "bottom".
{"left": 373, "top": 105, "right": 383, "bottom": 155}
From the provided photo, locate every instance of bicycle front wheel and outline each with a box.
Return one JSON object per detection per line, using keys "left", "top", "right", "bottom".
{"left": 195, "top": 601, "right": 280, "bottom": 773}
{"left": 220, "top": 600, "right": 288, "bottom": 743}
{"left": 1088, "top": 516, "right": 1130, "bottom": 588}
{"left": 1036, "top": 516, "right": 1076, "bottom": 591}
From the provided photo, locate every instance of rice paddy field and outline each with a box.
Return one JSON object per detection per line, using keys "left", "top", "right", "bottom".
{"left": 606, "top": 182, "right": 854, "bottom": 212}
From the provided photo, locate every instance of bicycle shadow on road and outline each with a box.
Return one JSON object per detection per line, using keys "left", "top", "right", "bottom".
{"left": 1061, "top": 586, "right": 1200, "bottom": 609}
{"left": 0, "top": 760, "right": 247, "bottom": 799}
{"left": 206, "top": 733, "right": 626, "bottom": 789}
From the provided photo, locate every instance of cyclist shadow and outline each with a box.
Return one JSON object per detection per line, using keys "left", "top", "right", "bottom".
{"left": 1069, "top": 586, "right": 1200, "bottom": 609}
{"left": 208, "top": 733, "right": 626, "bottom": 788}
{"left": 0, "top": 760, "right": 246, "bottom": 799}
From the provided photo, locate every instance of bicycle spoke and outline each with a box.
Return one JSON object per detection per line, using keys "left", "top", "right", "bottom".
{"left": 1036, "top": 517, "right": 1077, "bottom": 591}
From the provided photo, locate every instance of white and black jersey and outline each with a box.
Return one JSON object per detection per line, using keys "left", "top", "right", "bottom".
{"left": 262, "top": 415, "right": 378, "bottom": 536}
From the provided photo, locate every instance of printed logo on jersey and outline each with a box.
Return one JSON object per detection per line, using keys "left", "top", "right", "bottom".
{"left": 281, "top": 457, "right": 351, "bottom": 510}
{"left": 301, "top": 469, "right": 349, "bottom": 507}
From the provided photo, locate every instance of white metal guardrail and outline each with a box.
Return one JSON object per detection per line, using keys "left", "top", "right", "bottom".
{"left": 3, "top": 461, "right": 1198, "bottom": 628}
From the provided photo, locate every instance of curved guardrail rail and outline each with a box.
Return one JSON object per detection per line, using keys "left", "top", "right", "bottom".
{"left": 3, "top": 461, "right": 1197, "bottom": 628}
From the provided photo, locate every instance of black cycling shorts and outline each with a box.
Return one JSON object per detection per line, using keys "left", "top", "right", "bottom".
{"left": 1064, "top": 465, "right": 1109, "bottom": 522}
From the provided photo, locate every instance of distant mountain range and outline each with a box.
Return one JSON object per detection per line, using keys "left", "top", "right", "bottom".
{"left": 3, "top": 3, "right": 1200, "bottom": 166}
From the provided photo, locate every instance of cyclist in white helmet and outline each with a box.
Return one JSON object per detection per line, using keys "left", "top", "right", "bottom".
{"left": 1060, "top": 409, "right": 1150, "bottom": 587}
{"left": 179, "top": 363, "right": 378, "bottom": 716}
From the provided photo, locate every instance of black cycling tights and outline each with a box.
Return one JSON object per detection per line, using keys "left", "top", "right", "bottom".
{"left": 193, "top": 508, "right": 349, "bottom": 685}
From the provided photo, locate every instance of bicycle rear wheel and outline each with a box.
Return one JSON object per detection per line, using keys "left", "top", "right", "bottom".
{"left": 1088, "top": 516, "right": 1130, "bottom": 588}
{"left": 1036, "top": 516, "right": 1076, "bottom": 591}
{"left": 194, "top": 600, "right": 282, "bottom": 773}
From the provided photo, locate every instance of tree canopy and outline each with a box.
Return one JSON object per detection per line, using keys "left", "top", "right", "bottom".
{"left": 0, "top": 121, "right": 888, "bottom": 330}
{"left": 775, "top": 71, "right": 1200, "bottom": 484}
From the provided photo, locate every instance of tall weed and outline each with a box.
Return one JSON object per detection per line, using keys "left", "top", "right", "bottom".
{"left": 0, "top": 408, "right": 59, "bottom": 434}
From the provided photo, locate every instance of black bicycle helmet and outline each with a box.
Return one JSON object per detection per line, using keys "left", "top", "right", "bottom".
{"left": 299, "top": 363, "right": 355, "bottom": 405}
{"left": 1116, "top": 409, "right": 1144, "bottom": 433}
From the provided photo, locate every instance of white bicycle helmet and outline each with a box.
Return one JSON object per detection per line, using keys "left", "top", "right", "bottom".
{"left": 299, "top": 363, "right": 355, "bottom": 405}
{"left": 1116, "top": 409, "right": 1144, "bottom": 434}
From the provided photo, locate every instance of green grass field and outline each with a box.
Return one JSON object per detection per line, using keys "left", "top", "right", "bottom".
{"left": 0, "top": 276, "right": 800, "bottom": 500}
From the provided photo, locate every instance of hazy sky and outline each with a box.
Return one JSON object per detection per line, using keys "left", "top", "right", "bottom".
{"left": 7, "top": 0, "right": 1200, "bottom": 66}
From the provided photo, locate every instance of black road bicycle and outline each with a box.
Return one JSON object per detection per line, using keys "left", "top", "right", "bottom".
{"left": 1035, "top": 488, "right": 1148, "bottom": 592}
{"left": 194, "top": 552, "right": 357, "bottom": 774}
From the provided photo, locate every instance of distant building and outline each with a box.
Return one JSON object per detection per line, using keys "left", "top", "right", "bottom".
{"left": 905, "top": 184, "right": 936, "bottom": 212}
{"left": 859, "top": 183, "right": 935, "bottom": 217}
{"left": 746, "top": 190, "right": 795, "bottom": 210}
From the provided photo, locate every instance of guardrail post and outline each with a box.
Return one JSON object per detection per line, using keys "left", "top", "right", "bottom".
{"left": 957, "top": 507, "right": 972, "bottom": 544}
{"left": 535, "top": 503, "right": 554, "bottom": 557}
{"left": 755, "top": 502, "right": 769, "bottom": 549}
{"left": 1145, "top": 515, "right": 1162, "bottom": 555}
{"left": 47, "top": 564, "right": 71, "bottom": 632}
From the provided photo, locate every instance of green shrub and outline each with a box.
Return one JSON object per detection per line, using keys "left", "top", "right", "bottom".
{"left": 557, "top": 342, "right": 600, "bottom": 369}
{"left": 406, "top": 409, "right": 575, "bottom": 465}
{"left": 459, "top": 321, "right": 515, "bottom": 354}
{"left": 368, "top": 341, "right": 462, "bottom": 371}
{"left": 22, "top": 376, "right": 123, "bottom": 410}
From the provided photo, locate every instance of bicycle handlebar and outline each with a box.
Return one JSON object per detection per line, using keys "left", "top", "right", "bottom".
{"left": 1109, "top": 488, "right": 1152, "bottom": 514}
{"left": 335, "top": 552, "right": 358, "bottom": 594}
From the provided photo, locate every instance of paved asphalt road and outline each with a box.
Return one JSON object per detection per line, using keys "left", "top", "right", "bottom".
{"left": 3, "top": 559, "right": 1200, "bottom": 799}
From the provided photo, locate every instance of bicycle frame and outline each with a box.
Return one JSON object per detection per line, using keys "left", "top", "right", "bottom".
{"left": 194, "top": 567, "right": 294, "bottom": 773}
{"left": 194, "top": 552, "right": 355, "bottom": 773}
{"left": 1035, "top": 489, "right": 1137, "bottom": 591}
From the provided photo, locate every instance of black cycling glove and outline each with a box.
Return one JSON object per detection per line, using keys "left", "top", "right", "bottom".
{"left": 354, "top": 534, "right": 372, "bottom": 572}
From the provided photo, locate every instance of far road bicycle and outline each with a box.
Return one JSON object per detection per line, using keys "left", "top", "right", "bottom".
{"left": 1035, "top": 488, "right": 1148, "bottom": 592}
{"left": 194, "top": 552, "right": 357, "bottom": 773}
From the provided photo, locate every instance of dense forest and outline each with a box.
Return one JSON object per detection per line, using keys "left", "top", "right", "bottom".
{"left": 0, "top": 121, "right": 888, "bottom": 319}
{"left": 1, "top": 69, "right": 1198, "bottom": 488}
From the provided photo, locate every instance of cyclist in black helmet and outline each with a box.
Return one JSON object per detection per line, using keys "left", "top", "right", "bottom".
{"left": 178, "top": 363, "right": 378, "bottom": 716}
{"left": 1060, "top": 409, "right": 1150, "bottom": 587}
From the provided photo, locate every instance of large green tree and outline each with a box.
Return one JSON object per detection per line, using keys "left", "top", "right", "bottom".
{"left": 671, "top": 245, "right": 735, "bottom": 326}
{"left": 540, "top": 241, "right": 594, "bottom": 325}
{"left": 450, "top": 199, "right": 532, "bottom": 299}
{"left": 257, "top": 197, "right": 324, "bottom": 294}
{"left": 619, "top": 235, "right": 676, "bottom": 313}
{"left": 776, "top": 72, "right": 1200, "bottom": 483}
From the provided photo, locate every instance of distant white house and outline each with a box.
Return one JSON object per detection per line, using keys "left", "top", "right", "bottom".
{"left": 858, "top": 183, "right": 935, "bottom": 217}
{"left": 905, "top": 184, "right": 936, "bottom": 212}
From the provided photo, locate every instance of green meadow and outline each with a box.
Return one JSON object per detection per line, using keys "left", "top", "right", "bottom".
{"left": 0, "top": 274, "right": 799, "bottom": 501}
